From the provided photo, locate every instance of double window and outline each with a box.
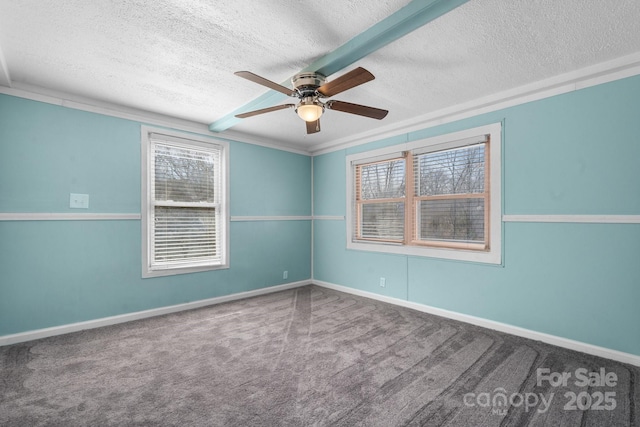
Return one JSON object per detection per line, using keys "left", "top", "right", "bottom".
{"left": 141, "top": 127, "right": 229, "bottom": 277}
{"left": 347, "top": 123, "right": 501, "bottom": 264}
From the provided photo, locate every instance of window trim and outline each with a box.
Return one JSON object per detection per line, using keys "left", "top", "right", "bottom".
{"left": 346, "top": 123, "right": 502, "bottom": 265}
{"left": 141, "top": 126, "right": 230, "bottom": 278}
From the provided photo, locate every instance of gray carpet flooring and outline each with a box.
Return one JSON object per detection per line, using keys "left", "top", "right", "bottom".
{"left": 1, "top": 285, "right": 638, "bottom": 426}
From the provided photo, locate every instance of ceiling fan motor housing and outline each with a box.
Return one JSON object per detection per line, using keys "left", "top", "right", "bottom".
{"left": 292, "top": 72, "right": 326, "bottom": 96}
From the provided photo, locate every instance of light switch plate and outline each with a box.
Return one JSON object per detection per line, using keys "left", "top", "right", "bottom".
{"left": 70, "top": 193, "right": 89, "bottom": 209}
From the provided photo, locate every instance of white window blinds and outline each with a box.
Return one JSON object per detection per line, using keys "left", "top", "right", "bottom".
{"left": 354, "top": 157, "right": 406, "bottom": 242}
{"left": 412, "top": 143, "right": 487, "bottom": 248}
{"left": 149, "top": 136, "right": 223, "bottom": 270}
{"left": 346, "top": 123, "right": 502, "bottom": 264}
{"left": 350, "top": 138, "right": 489, "bottom": 250}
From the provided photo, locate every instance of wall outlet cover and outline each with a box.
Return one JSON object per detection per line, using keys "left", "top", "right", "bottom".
{"left": 70, "top": 193, "right": 89, "bottom": 209}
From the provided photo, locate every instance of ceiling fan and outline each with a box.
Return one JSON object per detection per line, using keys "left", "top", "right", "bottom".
{"left": 233, "top": 67, "right": 388, "bottom": 134}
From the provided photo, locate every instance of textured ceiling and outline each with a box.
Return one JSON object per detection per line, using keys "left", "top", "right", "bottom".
{"left": 1, "top": 0, "right": 640, "bottom": 152}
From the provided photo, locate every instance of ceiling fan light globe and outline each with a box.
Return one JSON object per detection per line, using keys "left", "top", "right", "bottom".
{"left": 296, "top": 104, "right": 323, "bottom": 122}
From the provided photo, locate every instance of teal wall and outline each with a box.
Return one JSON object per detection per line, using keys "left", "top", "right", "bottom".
{"left": 313, "top": 75, "right": 640, "bottom": 357}
{"left": 0, "top": 94, "right": 311, "bottom": 335}
{"left": 2, "top": 74, "right": 639, "bottom": 358}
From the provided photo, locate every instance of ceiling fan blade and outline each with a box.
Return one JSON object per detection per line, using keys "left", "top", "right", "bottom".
{"left": 317, "top": 67, "right": 375, "bottom": 97}
{"left": 235, "top": 104, "right": 295, "bottom": 118}
{"left": 306, "top": 119, "right": 321, "bottom": 134}
{"left": 234, "top": 71, "right": 294, "bottom": 96}
{"left": 326, "top": 100, "right": 388, "bottom": 120}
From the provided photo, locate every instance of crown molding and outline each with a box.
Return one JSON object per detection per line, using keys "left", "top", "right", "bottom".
{"left": 213, "top": 128, "right": 311, "bottom": 155}
{"left": 0, "top": 83, "right": 311, "bottom": 155}
{"left": 310, "top": 51, "right": 640, "bottom": 156}
{"left": 0, "top": 82, "right": 211, "bottom": 133}
{"left": 3, "top": 50, "right": 640, "bottom": 159}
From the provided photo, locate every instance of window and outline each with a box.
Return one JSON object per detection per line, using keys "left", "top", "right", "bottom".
{"left": 347, "top": 123, "right": 501, "bottom": 264}
{"left": 356, "top": 157, "right": 406, "bottom": 242}
{"left": 141, "top": 127, "right": 229, "bottom": 277}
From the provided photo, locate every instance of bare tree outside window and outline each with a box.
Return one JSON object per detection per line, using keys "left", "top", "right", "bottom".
{"left": 356, "top": 159, "right": 405, "bottom": 241}
{"left": 414, "top": 144, "right": 486, "bottom": 244}
{"left": 154, "top": 145, "right": 216, "bottom": 203}
{"left": 353, "top": 142, "right": 488, "bottom": 250}
{"left": 152, "top": 143, "right": 220, "bottom": 265}
{"left": 348, "top": 125, "right": 500, "bottom": 263}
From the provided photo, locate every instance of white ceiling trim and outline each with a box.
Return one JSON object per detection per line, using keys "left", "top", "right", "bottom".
{"left": 311, "top": 51, "right": 640, "bottom": 156}
{"left": 215, "top": 129, "right": 310, "bottom": 155}
{"left": 0, "top": 41, "right": 11, "bottom": 87}
{"left": 2, "top": 1, "right": 639, "bottom": 149}
{"left": 3, "top": 49, "right": 639, "bottom": 159}
{"left": 0, "top": 83, "right": 309, "bottom": 155}
{"left": 1, "top": 82, "right": 209, "bottom": 133}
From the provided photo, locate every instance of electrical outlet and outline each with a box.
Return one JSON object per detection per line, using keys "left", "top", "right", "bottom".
{"left": 379, "top": 277, "right": 386, "bottom": 287}
{"left": 70, "top": 193, "right": 89, "bottom": 209}
{"left": 283, "top": 271, "right": 288, "bottom": 280}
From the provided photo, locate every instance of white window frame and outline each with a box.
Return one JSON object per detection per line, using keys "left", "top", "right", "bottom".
{"left": 141, "top": 126, "right": 229, "bottom": 278}
{"left": 346, "top": 123, "right": 502, "bottom": 264}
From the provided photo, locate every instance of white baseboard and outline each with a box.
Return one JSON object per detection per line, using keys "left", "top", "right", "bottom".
{"left": 0, "top": 280, "right": 311, "bottom": 346}
{"left": 312, "top": 280, "right": 640, "bottom": 367}
{"left": 5, "top": 278, "right": 638, "bottom": 367}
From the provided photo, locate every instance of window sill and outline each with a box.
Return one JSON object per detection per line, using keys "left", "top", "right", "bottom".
{"left": 142, "top": 263, "right": 229, "bottom": 278}
{"left": 346, "top": 240, "right": 502, "bottom": 265}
